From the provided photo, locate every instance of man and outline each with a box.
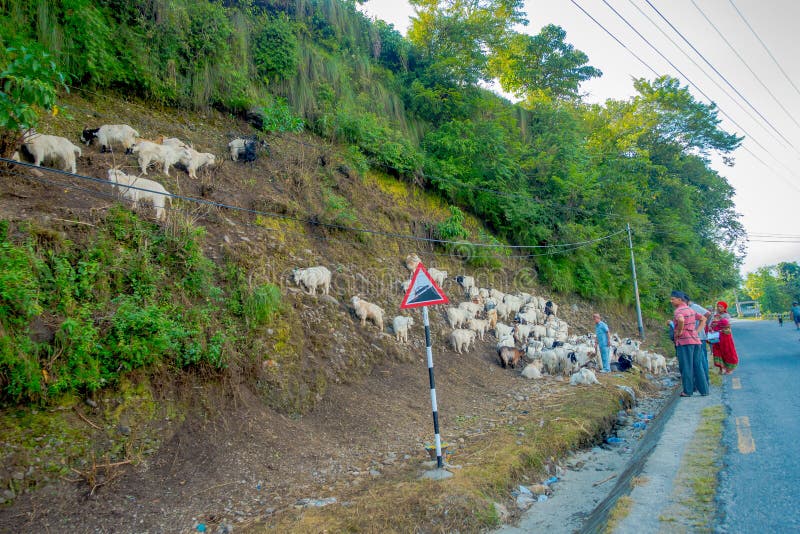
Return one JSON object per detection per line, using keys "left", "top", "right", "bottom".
{"left": 792, "top": 302, "right": 800, "bottom": 330}
{"left": 593, "top": 313, "right": 612, "bottom": 373}
{"left": 684, "top": 294, "right": 711, "bottom": 387}
{"left": 671, "top": 290, "right": 708, "bottom": 397}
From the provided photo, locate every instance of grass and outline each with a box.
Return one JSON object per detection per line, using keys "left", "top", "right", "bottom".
{"left": 606, "top": 495, "right": 633, "bottom": 533}
{"left": 658, "top": 404, "right": 726, "bottom": 532}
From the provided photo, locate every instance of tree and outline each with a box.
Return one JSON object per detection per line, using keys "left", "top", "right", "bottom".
{"left": 408, "top": 0, "right": 527, "bottom": 87}
{"left": 0, "top": 45, "right": 66, "bottom": 157}
{"left": 632, "top": 76, "right": 742, "bottom": 158}
{"left": 492, "top": 25, "right": 602, "bottom": 102}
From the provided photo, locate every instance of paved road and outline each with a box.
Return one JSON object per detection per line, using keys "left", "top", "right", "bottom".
{"left": 717, "top": 319, "right": 800, "bottom": 532}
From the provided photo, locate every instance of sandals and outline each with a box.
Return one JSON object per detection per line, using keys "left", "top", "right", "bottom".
{"left": 680, "top": 392, "right": 691, "bottom": 397}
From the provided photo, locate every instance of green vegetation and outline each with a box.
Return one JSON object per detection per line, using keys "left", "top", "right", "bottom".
{"left": 0, "top": 0, "right": 746, "bottom": 407}
{"left": 741, "top": 261, "right": 800, "bottom": 313}
{"left": 0, "top": 210, "right": 282, "bottom": 405}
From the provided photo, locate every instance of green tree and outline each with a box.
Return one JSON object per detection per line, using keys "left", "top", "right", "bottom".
{"left": 408, "top": 0, "right": 527, "bottom": 86}
{"left": 492, "top": 25, "right": 602, "bottom": 102}
{"left": 0, "top": 45, "right": 66, "bottom": 156}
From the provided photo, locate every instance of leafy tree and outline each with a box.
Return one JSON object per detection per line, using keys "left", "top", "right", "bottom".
{"left": 408, "top": 0, "right": 527, "bottom": 86}
{"left": 493, "top": 25, "right": 602, "bottom": 102}
{"left": 0, "top": 45, "right": 66, "bottom": 157}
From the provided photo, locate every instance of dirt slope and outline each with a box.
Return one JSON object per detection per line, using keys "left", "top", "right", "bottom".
{"left": 0, "top": 91, "right": 666, "bottom": 533}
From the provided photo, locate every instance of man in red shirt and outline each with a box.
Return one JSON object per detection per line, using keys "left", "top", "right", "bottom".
{"left": 671, "top": 290, "right": 708, "bottom": 397}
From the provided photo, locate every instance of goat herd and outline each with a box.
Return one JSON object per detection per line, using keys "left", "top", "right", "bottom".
{"left": 292, "top": 254, "right": 670, "bottom": 386}
{"left": 9, "top": 123, "right": 267, "bottom": 221}
{"left": 10, "top": 125, "right": 670, "bottom": 385}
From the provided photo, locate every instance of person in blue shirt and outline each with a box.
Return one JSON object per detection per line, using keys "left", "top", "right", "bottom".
{"left": 593, "top": 313, "right": 611, "bottom": 373}
{"left": 792, "top": 302, "right": 800, "bottom": 330}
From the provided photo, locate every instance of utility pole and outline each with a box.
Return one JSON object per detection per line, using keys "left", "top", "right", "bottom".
{"left": 627, "top": 223, "right": 645, "bottom": 340}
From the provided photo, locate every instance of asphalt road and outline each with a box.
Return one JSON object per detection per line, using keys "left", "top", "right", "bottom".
{"left": 716, "top": 319, "right": 800, "bottom": 532}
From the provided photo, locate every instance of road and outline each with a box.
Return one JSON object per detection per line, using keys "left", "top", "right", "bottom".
{"left": 716, "top": 319, "right": 800, "bottom": 532}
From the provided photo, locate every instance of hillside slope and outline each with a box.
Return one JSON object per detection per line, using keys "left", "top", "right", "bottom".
{"left": 0, "top": 91, "right": 665, "bottom": 532}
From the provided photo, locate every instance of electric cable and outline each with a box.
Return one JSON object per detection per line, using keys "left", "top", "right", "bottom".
{"left": 690, "top": 0, "right": 800, "bottom": 131}
{"left": 0, "top": 158, "right": 627, "bottom": 255}
{"left": 643, "top": 0, "right": 799, "bottom": 154}
{"left": 728, "top": 0, "right": 800, "bottom": 101}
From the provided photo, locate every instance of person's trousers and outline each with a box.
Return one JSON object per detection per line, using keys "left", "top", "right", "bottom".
{"left": 676, "top": 343, "right": 708, "bottom": 396}
{"left": 696, "top": 341, "right": 709, "bottom": 388}
{"left": 599, "top": 345, "right": 610, "bottom": 371}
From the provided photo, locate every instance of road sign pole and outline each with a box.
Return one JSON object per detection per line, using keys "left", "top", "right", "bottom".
{"left": 423, "top": 306, "right": 443, "bottom": 468}
{"left": 400, "top": 261, "right": 448, "bottom": 470}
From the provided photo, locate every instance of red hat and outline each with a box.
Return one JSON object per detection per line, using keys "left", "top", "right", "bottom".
{"left": 716, "top": 301, "right": 728, "bottom": 310}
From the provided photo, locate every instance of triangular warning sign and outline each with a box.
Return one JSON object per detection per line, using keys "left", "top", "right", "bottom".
{"left": 401, "top": 262, "right": 449, "bottom": 309}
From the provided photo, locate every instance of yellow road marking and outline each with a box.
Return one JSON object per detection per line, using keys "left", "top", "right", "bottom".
{"left": 736, "top": 416, "right": 756, "bottom": 454}
{"left": 732, "top": 378, "right": 742, "bottom": 390}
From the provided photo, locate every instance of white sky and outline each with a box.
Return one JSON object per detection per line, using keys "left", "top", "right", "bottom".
{"left": 359, "top": 0, "right": 800, "bottom": 276}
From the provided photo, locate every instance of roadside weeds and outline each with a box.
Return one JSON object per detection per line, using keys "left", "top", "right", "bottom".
{"left": 658, "top": 404, "right": 726, "bottom": 532}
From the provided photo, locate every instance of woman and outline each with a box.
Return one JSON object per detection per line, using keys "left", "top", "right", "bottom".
{"left": 710, "top": 301, "right": 739, "bottom": 374}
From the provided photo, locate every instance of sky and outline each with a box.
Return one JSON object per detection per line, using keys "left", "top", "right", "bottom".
{"left": 359, "top": 0, "right": 800, "bottom": 276}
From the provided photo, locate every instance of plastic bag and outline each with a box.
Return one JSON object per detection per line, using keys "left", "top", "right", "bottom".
{"left": 707, "top": 331, "right": 720, "bottom": 344}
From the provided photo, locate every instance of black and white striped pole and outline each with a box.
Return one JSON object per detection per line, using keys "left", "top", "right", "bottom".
{"left": 422, "top": 306, "right": 444, "bottom": 468}
{"left": 399, "top": 262, "right": 449, "bottom": 470}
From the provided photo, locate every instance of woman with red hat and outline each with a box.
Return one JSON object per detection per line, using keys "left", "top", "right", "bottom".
{"left": 709, "top": 301, "right": 739, "bottom": 374}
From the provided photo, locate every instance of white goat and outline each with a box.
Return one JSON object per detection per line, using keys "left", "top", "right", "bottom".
{"left": 450, "top": 329, "right": 476, "bottom": 354}
{"left": 458, "top": 301, "right": 482, "bottom": 319}
{"left": 23, "top": 133, "right": 81, "bottom": 173}
{"left": 494, "top": 322, "right": 513, "bottom": 341}
{"left": 404, "top": 253, "right": 421, "bottom": 272}
{"left": 467, "top": 318, "right": 489, "bottom": 341}
{"left": 351, "top": 296, "right": 384, "bottom": 331}
{"left": 107, "top": 168, "right": 171, "bottom": 221}
{"left": 570, "top": 368, "right": 600, "bottom": 386}
{"left": 521, "top": 361, "right": 544, "bottom": 379}
{"left": 170, "top": 143, "right": 216, "bottom": 179}
{"left": 131, "top": 140, "right": 190, "bottom": 176}
{"left": 81, "top": 124, "right": 139, "bottom": 153}
{"left": 445, "top": 307, "right": 471, "bottom": 329}
{"left": 292, "top": 266, "right": 332, "bottom": 296}
{"left": 427, "top": 267, "right": 447, "bottom": 287}
{"left": 392, "top": 316, "right": 415, "bottom": 343}
{"left": 455, "top": 275, "right": 475, "bottom": 291}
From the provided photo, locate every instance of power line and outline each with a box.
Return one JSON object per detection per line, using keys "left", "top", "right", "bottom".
{"left": 728, "top": 0, "right": 800, "bottom": 101}
{"left": 601, "top": 0, "right": 777, "bottom": 159}
{"left": 690, "top": 0, "right": 800, "bottom": 131}
{"left": 642, "top": 0, "right": 799, "bottom": 154}
{"left": 574, "top": 0, "right": 800, "bottom": 193}
{"left": 624, "top": 0, "right": 782, "bottom": 147}
{"left": 568, "top": 0, "right": 660, "bottom": 78}
{"left": 0, "top": 158, "right": 627, "bottom": 254}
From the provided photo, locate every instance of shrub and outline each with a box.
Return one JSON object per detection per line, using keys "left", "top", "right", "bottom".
{"left": 252, "top": 13, "right": 298, "bottom": 84}
{"left": 0, "top": 44, "right": 66, "bottom": 156}
{"left": 0, "top": 224, "right": 42, "bottom": 328}
{"left": 244, "top": 283, "right": 282, "bottom": 327}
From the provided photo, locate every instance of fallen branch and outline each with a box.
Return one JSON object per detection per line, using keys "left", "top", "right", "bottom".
{"left": 73, "top": 407, "right": 102, "bottom": 429}
{"left": 592, "top": 473, "right": 617, "bottom": 487}
{"left": 52, "top": 217, "right": 96, "bottom": 227}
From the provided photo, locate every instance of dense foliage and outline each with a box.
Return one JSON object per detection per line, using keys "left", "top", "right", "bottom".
{"left": 0, "top": 214, "right": 281, "bottom": 405}
{"left": 742, "top": 262, "right": 800, "bottom": 314}
{"left": 0, "top": 0, "right": 744, "bottom": 310}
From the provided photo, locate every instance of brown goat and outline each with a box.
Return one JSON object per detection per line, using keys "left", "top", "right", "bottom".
{"left": 498, "top": 346, "right": 525, "bottom": 369}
